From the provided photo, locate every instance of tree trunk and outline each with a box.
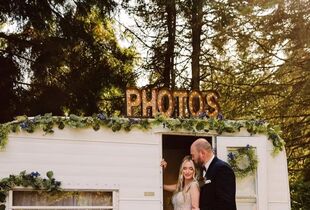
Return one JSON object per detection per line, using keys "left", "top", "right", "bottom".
{"left": 191, "top": 0, "right": 203, "bottom": 90}
{"left": 164, "top": 0, "right": 176, "bottom": 88}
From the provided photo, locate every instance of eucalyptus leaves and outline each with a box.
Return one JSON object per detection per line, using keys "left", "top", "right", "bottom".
{"left": 0, "top": 113, "right": 285, "bottom": 154}
{"left": 228, "top": 145, "right": 258, "bottom": 178}
{"left": 0, "top": 171, "right": 61, "bottom": 210}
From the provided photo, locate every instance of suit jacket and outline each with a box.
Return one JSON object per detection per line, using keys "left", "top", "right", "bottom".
{"left": 200, "top": 156, "right": 237, "bottom": 210}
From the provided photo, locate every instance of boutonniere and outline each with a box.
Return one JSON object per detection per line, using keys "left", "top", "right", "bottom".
{"left": 205, "top": 179, "right": 212, "bottom": 184}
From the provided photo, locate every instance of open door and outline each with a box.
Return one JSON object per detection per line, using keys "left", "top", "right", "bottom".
{"left": 161, "top": 134, "right": 213, "bottom": 210}
{"left": 216, "top": 135, "right": 268, "bottom": 210}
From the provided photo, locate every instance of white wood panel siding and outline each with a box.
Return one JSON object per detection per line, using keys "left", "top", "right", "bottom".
{"left": 0, "top": 126, "right": 291, "bottom": 210}
{"left": 267, "top": 141, "right": 291, "bottom": 210}
{"left": 0, "top": 128, "right": 162, "bottom": 210}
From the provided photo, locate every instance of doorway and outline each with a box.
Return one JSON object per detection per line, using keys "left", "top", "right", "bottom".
{"left": 162, "top": 134, "right": 213, "bottom": 210}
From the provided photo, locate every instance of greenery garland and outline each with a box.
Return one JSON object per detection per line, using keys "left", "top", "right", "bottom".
{"left": 0, "top": 171, "right": 61, "bottom": 210}
{"left": 228, "top": 145, "right": 258, "bottom": 178}
{"left": 0, "top": 113, "right": 285, "bottom": 154}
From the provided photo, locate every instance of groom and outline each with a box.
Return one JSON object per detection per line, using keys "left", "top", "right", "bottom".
{"left": 190, "top": 138, "right": 237, "bottom": 210}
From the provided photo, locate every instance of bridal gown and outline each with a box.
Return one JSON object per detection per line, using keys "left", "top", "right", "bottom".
{"left": 171, "top": 181, "right": 199, "bottom": 210}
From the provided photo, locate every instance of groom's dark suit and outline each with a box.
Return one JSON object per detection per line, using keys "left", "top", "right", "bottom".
{"left": 200, "top": 156, "right": 237, "bottom": 210}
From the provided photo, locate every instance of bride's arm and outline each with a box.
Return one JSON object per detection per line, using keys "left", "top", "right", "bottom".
{"left": 163, "top": 184, "right": 177, "bottom": 192}
{"left": 190, "top": 183, "right": 200, "bottom": 210}
{"left": 160, "top": 159, "right": 177, "bottom": 192}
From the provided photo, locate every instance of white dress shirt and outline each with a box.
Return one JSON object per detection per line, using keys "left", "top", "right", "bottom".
{"left": 203, "top": 154, "right": 215, "bottom": 177}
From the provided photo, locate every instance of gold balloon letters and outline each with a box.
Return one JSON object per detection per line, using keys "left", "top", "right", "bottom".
{"left": 126, "top": 88, "right": 220, "bottom": 118}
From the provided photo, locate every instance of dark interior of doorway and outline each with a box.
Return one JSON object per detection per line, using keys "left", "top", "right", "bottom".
{"left": 162, "top": 134, "right": 212, "bottom": 210}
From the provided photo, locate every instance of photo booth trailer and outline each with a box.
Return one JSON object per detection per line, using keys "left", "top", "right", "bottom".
{"left": 0, "top": 123, "right": 291, "bottom": 210}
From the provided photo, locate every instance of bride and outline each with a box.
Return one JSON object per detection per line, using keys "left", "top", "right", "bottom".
{"left": 161, "top": 155, "right": 200, "bottom": 210}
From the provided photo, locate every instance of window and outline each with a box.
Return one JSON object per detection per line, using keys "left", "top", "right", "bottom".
{"left": 9, "top": 190, "right": 118, "bottom": 210}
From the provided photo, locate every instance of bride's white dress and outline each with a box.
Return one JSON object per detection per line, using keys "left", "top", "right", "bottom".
{"left": 171, "top": 181, "right": 199, "bottom": 210}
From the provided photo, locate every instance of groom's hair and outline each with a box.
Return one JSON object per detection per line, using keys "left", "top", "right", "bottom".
{"left": 194, "top": 138, "right": 212, "bottom": 152}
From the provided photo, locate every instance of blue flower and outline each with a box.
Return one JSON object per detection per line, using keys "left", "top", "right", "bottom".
{"left": 217, "top": 113, "right": 224, "bottom": 120}
{"left": 199, "top": 112, "right": 207, "bottom": 119}
{"left": 129, "top": 118, "right": 140, "bottom": 124}
{"left": 97, "top": 113, "right": 106, "bottom": 121}
{"left": 255, "top": 119, "right": 265, "bottom": 126}
{"left": 20, "top": 121, "right": 29, "bottom": 129}
{"left": 228, "top": 152, "right": 235, "bottom": 160}
{"left": 30, "top": 171, "right": 40, "bottom": 178}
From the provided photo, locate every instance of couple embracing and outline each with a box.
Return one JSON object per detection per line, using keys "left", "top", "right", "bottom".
{"left": 162, "top": 138, "right": 237, "bottom": 210}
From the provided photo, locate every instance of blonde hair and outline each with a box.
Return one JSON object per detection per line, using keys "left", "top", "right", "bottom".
{"left": 175, "top": 155, "right": 197, "bottom": 194}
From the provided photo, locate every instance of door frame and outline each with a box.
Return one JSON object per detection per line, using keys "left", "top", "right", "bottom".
{"left": 160, "top": 132, "right": 215, "bottom": 210}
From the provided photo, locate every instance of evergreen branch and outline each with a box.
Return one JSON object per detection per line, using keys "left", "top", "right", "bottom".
{"left": 113, "top": 18, "right": 152, "bottom": 48}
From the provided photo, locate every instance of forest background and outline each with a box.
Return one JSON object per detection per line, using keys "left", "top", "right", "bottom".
{"left": 0, "top": 0, "right": 309, "bottom": 209}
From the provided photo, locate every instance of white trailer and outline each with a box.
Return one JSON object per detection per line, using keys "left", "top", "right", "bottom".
{"left": 0, "top": 119, "right": 291, "bottom": 210}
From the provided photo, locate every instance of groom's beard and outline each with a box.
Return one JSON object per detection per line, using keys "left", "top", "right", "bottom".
{"left": 194, "top": 157, "right": 204, "bottom": 167}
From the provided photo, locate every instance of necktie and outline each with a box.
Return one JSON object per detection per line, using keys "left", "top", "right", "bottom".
{"left": 202, "top": 166, "right": 207, "bottom": 177}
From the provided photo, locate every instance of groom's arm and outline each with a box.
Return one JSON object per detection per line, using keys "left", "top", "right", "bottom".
{"left": 215, "top": 163, "right": 236, "bottom": 210}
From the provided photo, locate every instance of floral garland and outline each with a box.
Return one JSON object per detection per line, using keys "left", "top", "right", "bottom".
{"left": 228, "top": 144, "right": 258, "bottom": 178}
{"left": 0, "top": 171, "right": 61, "bottom": 210}
{"left": 0, "top": 113, "right": 285, "bottom": 154}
